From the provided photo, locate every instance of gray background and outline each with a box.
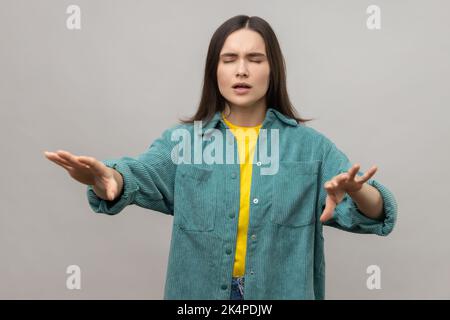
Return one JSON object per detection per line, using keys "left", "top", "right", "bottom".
{"left": 1, "top": 0, "right": 449, "bottom": 299}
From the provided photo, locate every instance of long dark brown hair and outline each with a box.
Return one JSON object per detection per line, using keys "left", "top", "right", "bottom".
{"left": 179, "top": 15, "right": 314, "bottom": 125}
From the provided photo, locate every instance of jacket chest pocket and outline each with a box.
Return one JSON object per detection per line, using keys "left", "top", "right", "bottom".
{"left": 271, "top": 161, "right": 320, "bottom": 227}
{"left": 174, "top": 164, "right": 216, "bottom": 231}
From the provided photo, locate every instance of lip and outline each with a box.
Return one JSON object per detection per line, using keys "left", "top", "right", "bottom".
{"left": 233, "top": 87, "right": 251, "bottom": 95}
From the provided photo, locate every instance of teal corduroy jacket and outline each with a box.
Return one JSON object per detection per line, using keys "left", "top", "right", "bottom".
{"left": 87, "top": 107, "right": 398, "bottom": 299}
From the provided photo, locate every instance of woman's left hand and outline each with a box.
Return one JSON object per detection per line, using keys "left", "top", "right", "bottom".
{"left": 320, "top": 164, "right": 378, "bottom": 223}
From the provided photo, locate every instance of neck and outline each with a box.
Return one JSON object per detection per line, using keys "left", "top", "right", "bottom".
{"left": 223, "top": 102, "right": 266, "bottom": 127}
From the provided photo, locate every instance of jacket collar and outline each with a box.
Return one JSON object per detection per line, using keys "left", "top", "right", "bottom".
{"left": 196, "top": 107, "right": 298, "bottom": 136}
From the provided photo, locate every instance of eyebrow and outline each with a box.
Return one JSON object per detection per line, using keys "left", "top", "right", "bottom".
{"left": 220, "top": 52, "right": 266, "bottom": 58}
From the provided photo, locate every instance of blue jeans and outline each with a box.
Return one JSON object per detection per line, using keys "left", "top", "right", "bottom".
{"left": 230, "top": 276, "right": 245, "bottom": 300}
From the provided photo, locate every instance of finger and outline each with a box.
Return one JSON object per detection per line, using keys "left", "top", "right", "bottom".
{"left": 358, "top": 165, "right": 378, "bottom": 183}
{"left": 77, "top": 156, "right": 95, "bottom": 166}
{"left": 336, "top": 173, "right": 349, "bottom": 184}
{"left": 45, "top": 152, "right": 72, "bottom": 167}
{"left": 325, "top": 182, "right": 341, "bottom": 198}
{"left": 327, "top": 176, "right": 345, "bottom": 191}
{"left": 320, "top": 196, "right": 337, "bottom": 223}
{"left": 48, "top": 157, "right": 73, "bottom": 171}
{"left": 106, "top": 189, "right": 117, "bottom": 201}
{"left": 323, "top": 182, "right": 338, "bottom": 202}
{"left": 57, "top": 150, "right": 85, "bottom": 169}
{"left": 76, "top": 156, "right": 95, "bottom": 167}
{"left": 324, "top": 181, "right": 336, "bottom": 191}
{"left": 347, "top": 164, "right": 360, "bottom": 181}
{"left": 78, "top": 156, "right": 105, "bottom": 176}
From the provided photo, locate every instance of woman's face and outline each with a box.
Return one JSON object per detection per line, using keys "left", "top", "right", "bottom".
{"left": 217, "top": 28, "right": 270, "bottom": 110}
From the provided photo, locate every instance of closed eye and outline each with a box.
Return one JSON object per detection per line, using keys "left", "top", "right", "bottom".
{"left": 222, "top": 60, "right": 263, "bottom": 63}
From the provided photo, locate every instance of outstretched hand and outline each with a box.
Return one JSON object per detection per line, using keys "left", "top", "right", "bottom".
{"left": 319, "top": 164, "right": 377, "bottom": 223}
{"left": 44, "top": 150, "right": 120, "bottom": 201}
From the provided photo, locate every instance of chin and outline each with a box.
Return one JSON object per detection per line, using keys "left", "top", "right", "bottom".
{"left": 229, "top": 103, "right": 254, "bottom": 109}
{"left": 226, "top": 98, "right": 259, "bottom": 108}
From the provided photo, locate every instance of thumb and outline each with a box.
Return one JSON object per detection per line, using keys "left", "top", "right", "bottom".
{"left": 106, "top": 184, "right": 117, "bottom": 201}
{"left": 320, "top": 195, "right": 337, "bottom": 223}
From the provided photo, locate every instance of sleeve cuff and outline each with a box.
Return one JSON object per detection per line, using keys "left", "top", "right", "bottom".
{"left": 332, "top": 179, "right": 398, "bottom": 236}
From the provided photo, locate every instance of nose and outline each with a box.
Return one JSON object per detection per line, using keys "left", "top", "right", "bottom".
{"left": 236, "top": 59, "right": 249, "bottom": 77}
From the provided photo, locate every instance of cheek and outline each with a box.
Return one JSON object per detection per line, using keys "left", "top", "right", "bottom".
{"left": 254, "top": 67, "right": 271, "bottom": 90}
{"left": 217, "top": 65, "right": 231, "bottom": 88}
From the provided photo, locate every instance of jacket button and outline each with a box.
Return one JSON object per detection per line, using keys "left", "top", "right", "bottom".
{"left": 221, "top": 284, "right": 227, "bottom": 290}
{"left": 250, "top": 270, "right": 255, "bottom": 275}
{"left": 229, "top": 213, "right": 235, "bottom": 219}
{"left": 226, "top": 248, "right": 232, "bottom": 255}
{"left": 231, "top": 172, "right": 237, "bottom": 179}
{"left": 251, "top": 234, "right": 256, "bottom": 240}
{"left": 253, "top": 198, "right": 259, "bottom": 204}
{"left": 256, "top": 161, "right": 262, "bottom": 166}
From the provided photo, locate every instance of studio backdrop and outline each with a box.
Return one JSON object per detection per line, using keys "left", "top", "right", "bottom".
{"left": 1, "top": 0, "right": 449, "bottom": 299}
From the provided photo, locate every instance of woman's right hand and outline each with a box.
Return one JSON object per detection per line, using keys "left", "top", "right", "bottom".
{"left": 44, "top": 150, "right": 122, "bottom": 201}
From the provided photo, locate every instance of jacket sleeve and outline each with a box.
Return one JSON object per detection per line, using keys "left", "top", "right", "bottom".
{"left": 318, "top": 138, "right": 398, "bottom": 236}
{"left": 86, "top": 126, "right": 178, "bottom": 216}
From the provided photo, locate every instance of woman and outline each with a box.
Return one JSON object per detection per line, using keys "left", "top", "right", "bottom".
{"left": 44, "top": 15, "right": 397, "bottom": 300}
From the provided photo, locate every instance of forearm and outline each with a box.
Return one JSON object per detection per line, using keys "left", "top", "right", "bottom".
{"left": 347, "top": 182, "right": 384, "bottom": 220}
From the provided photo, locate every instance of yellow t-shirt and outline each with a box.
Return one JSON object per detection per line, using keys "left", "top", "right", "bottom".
{"left": 222, "top": 112, "right": 262, "bottom": 277}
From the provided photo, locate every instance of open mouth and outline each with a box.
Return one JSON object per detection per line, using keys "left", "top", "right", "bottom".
{"left": 232, "top": 83, "right": 252, "bottom": 89}
{"left": 232, "top": 83, "right": 252, "bottom": 94}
